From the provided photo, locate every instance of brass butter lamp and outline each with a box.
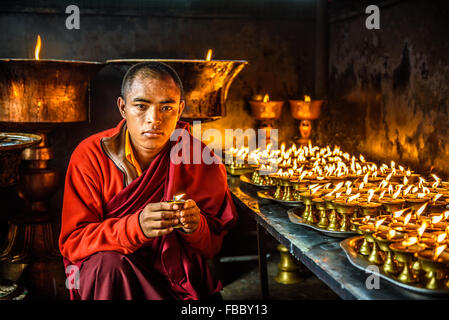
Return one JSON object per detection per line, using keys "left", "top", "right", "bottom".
{"left": 0, "top": 36, "right": 104, "bottom": 298}
{"left": 288, "top": 95, "right": 324, "bottom": 146}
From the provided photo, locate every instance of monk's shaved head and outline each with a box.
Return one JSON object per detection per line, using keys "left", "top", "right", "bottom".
{"left": 121, "top": 62, "right": 184, "bottom": 101}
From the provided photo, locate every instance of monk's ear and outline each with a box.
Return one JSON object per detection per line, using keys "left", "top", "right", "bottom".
{"left": 117, "top": 96, "right": 126, "bottom": 119}
{"left": 177, "top": 100, "right": 185, "bottom": 121}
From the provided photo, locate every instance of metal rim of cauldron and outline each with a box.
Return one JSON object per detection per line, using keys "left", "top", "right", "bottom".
{"left": 0, "top": 132, "right": 42, "bottom": 152}
{"left": 106, "top": 58, "right": 248, "bottom": 64}
{"left": 0, "top": 58, "right": 105, "bottom": 65}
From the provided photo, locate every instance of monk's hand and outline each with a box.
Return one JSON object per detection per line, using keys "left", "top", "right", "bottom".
{"left": 179, "top": 199, "right": 201, "bottom": 234}
{"left": 139, "top": 202, "right": 181, "bottom": 238}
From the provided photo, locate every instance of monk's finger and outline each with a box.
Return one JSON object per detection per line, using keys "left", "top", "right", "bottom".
{"left": 149, "top": 227, "right": 174, "bottom": 238}
{"left": 143, "top": 210, "right": 178, "bottom": 221}
{"left": 179, "top": 207, "right": 200, "bottom": 218}
{"left": 146, "top": 202, "right": 179, "bottom": 212}
{"left": 180, "top": 213, "right": 200, "bottom": 225}
{"left": 182, "top": 199, "right": 196, "bottom": 209}
{"left": 149, "top": 218, "right": 180, "bottom": 229}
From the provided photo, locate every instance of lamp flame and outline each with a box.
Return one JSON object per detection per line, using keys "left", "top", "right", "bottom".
{"left": 35, "top": 35, "right": 41, "bottom": 60}
{"left": 418, "top": 222, "right": 428, "bottom": 237}
{"left": 402, "top": 237, "right": 418, "bottom": 247}
{"left": 434, "top": 245, "right": 447, "bottom": 260}
{"left": 416, "top": 203, "right": 428, "bottom": 217}
{"left": 437, "top": 232, "right": 447, "bottom": 243}
{"left": 205, "top": 49, "right": 213, "bottom": 61}
{"left": 304, "top": 95, "right": 311, "bottom": 103}
{"left": 393, "top": 208, "right": 408, "bottom": 219}
{"left": 432, "top": 214, "right": 443, "bottom": 225}
{"left": 263, "top": 94, "right": 270, "bottom": 103}
{"left": 375, "top": 218, "right": 386, "bottom": 231}
{"left": 173, "top": 193, "right": 185, "bottom": 201}
{"left": 404, "top": 212, "right": 412, "bottom": 226}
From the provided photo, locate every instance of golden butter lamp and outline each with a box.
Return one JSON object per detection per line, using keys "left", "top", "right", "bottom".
{"left": 248, "top": 94, "right": 284, "bottom": 144}
{"left": 415, "top": 248, "right": 449, "bottom": 290}
{"left": 288, "top": 96, "right": 324, "bottom": 146}
{"left": 373, "top": 231, "right": 406, "bottom": 275}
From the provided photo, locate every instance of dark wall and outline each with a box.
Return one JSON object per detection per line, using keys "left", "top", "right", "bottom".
{"left": 316, "top": 0, "right": 449, "bottom": 178}
{"left": 0, "top": 1, "right": 316, "bottom": 212}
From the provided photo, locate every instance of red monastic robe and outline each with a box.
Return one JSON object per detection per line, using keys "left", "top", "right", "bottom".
{"left": 59, "top": 119, "right": 238, "bottom": 300}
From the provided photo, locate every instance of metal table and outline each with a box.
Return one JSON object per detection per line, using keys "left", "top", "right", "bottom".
{"left": 228, "top": 176, "right": 443, "bottom": 300}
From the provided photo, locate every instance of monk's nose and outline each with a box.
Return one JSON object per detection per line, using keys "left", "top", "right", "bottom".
{"left": 146, "top": 106, "right": 162, "bottom": 125}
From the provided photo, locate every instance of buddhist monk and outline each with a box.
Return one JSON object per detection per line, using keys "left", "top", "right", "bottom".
{"left": 59, "top": 62, "right": 238, "bottom": 300}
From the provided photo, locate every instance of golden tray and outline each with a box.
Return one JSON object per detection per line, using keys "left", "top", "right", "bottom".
{"left": 240, "top": 173, "right": 276, "bottom": 189}
{"left": 287, "top": 207, "right": 357, "bottom": 239}
{"left": 340, "top": 236, "right": 449, "bottom": 296}
{"left": 257, "top": 190, "right": 303, "bottom": 207}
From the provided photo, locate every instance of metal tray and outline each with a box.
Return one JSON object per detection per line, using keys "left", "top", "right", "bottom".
{"left": 257, "top": 190, "right": 303, "bottom": 207}
{"left": 239, "top": 173, "right": 275, "bottom": 189}
{"left": 340, "top": 236, "right": 449, "bottom": 296}
{"left": 287, "top": 208, "right": 357, "bottom": 238}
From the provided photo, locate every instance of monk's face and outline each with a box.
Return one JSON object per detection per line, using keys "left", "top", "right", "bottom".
{"left": 117, "top": 75, "right": 184, "bottom": 159}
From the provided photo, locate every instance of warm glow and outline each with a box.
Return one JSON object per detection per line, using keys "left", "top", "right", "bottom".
{"left": 403, "top": 212, "right": 412, "bottom": 226}
{"left": 205, "top": 49, "right": 213, "bottom": 61}
{"left": 304, "top": 95, "right": 311, "bottom": 103}
{"left": 348, "top": 193, "right": 361, "bottom": 202}
{"left": 393, "top": 208, "right": 408, "bottom": 219}
{"left": 402, "top": 237, "right": 418, "bottom": 247}
{"left": 174, "top": 193, "right": 186, "bottom": 201}
{"left": 35, "top": 34, "right": 41, "bottom": 60}
{"left": 375, "top": 218, "right": 386, "bottom": 231}
{"left": 418, "top": 222, "right": 428, "bottom": 237}
{"left": 263, "top": 94, "right": 269, "bottom": 103}
{"left": 437, "top": 232, "right": 447, "bottom": 243}
{"left": 416, "top": 203, "right": 428, "bottom": 217}
{"left": 434, "top": 245, "right": 447, "bottom": 260}
{"left": 388, "top": 230, "right": 397, "bottom": 239}
{"left": 432, "top": 214, "right": 443, "bottom": 225}
{"left": 367, "top": 189, "right": 375, "bottom": 203}
{"left": 392, "top": 187, "right": 402, "bottom": 199}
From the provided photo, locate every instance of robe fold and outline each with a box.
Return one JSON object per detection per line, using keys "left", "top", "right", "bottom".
{"left": 59, "top": 119, "right": 238, "bottom": 300}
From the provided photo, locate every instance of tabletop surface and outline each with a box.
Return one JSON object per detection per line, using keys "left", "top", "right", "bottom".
{"left": 227, "top": 175, "right": 446, "bottom": 300}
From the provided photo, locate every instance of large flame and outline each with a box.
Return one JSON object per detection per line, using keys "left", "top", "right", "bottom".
{"left": 205, "top": 49, "right": 213, "bottom": 61}
{"left": 35, "top": 35, "right": 41, "bottom": 60}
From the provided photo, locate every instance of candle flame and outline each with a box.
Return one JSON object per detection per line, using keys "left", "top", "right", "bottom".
{"left": 418, "top": 222, "right": 428, "bottom": 237}
{"left": 434, "top": 245, "right": 447, "bottom": 260}
{"left": 392, "top": 187, "right": 402, "bottom": 199}
{"left": 432, "top": 214, "right": 443, "bottom": 225}
{"left": 402, "top": 237, "right": 418, "bottom": 247}
{"left": 304, "top": 95, "right": 311, "bottom": 103}
{"left": 367, "top": 189, "right": 375, "bottom": 203}
{"left": 393, "top": 208, "right": 408, "bottom": 219}
{"left": 35, "top": 35, "right": 41, "bottom": 60}
{"left": 263, "top": 94, "right": 269, "bottom": 103}
{"left": 404, "top": 212, "right": 412, "bottom": 226}
{"left": 388, "top": 229, "right": 397, "bottom": 239}
{"left": 173, "top": 193, "right": 185, "bottom": 201}
{"left": 437, "top": 232, "right": 447, "bottom": 243}
{"left": 375, "top": 218, "right": 386, "bottom": 231}
{"left": 416, "top": 203, "right": 428, "bottom": 217}
{"left": 205, "top": 49, "right": 213, "bottom": 61}
{"left": 348, "top": 193, "right": 360, "bottom": 202}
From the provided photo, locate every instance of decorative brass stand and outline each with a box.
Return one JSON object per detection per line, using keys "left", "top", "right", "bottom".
{"left": 274, "top": 244, "right": 302, "bottom": 284}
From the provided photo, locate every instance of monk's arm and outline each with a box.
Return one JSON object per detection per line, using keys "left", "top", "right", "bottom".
{"left": 59, "top": 158, "right": 149, "bottom": 263}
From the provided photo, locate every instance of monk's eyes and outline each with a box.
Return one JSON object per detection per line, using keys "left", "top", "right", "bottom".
{"left": 161, "top": 105, "right": 174, "bottom": 112}
{"left": 134, "top": 104, "right": 146, "bottom": 110}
